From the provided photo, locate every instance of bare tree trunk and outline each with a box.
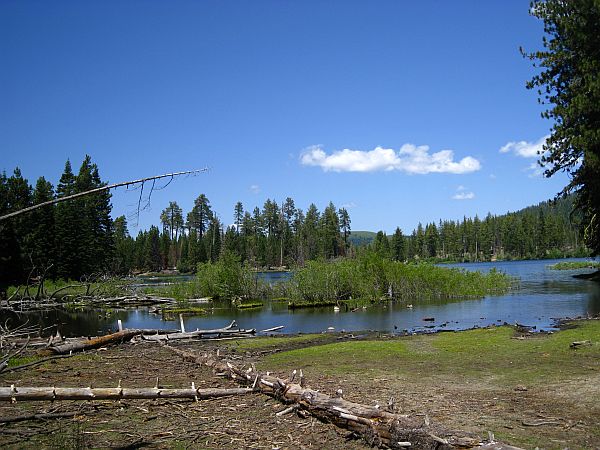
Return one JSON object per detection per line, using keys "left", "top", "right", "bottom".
{"left": 162, "top": 345, "right": 519, "bottom": 450}
{"left": 0, "top": 385, "right": 252, "bottom": 402}
{"left": 47, "top": 330, "right": 142, "bottom": 355}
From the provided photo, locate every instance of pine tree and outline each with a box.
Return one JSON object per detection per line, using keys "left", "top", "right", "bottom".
{"left": 391, "top": 227, "right": 405, "bottom": 261}
{"left": 321, "top": 202, "right": 341, "bottom": 259}
{"left": 338, "top": 207, "right": 351, "bottom": 255}
{"left": 55, "top": 160, "right": 82, "bottom": 279}
{"left": 145, "top": 226, "right": 162, "bottom": 272}
{"left": 525, "top": 0, "right": 600, "bottom": 256}
{"left": 28, "top": 177, "right": 56, "bottom": 271}
{"left": 0, "top": 171, "right": 26, "bottom": 289}
{"left": 113, "top": 216, "right": 134, "bottom": 274}
{"left": 187, "top": 194, "right": 212, "bottom": 238}
{"left": 73, "top": 156, "right": 113, "bottom": 276}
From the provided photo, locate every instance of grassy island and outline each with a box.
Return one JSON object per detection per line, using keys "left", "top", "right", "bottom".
{"left": 282, "top": 254, "right": 512, "bottom": 308}
{"left": 548, "top": 260, "right": 600, "bottom": 270}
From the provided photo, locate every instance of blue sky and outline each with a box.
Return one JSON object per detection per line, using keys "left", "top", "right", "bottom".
{"left": 0, "top": 1, "right": 569, "bottom": 234}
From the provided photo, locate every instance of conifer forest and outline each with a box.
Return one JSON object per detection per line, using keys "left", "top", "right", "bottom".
{"left": 0, "top": 156, "right": 588, "bottom": 293}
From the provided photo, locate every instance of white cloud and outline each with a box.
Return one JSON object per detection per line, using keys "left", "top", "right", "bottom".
{"left": 499, "top": 135, "right": 549, "bottom": 158}
{"left": 341, "top": 202, "right": 357, "bottom": 209}
{"left": 300, "top": 144, "right": 481, "bottom": 174}
{"left": 452, "top": 191, "right": 475, "bottom": 200}
{"left": 249, "top": 184, "right": 260, "bottom": 194}
{"left": 456, "top": 185, "right": 466, "bottom": 191}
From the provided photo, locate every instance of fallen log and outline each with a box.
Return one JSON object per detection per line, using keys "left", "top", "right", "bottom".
{"left": 260, "top": 325, "right": 284, "bottom": 333}
{"left": 46, "top": 330, "right": 142, "bottom": 355}
{"left": 162, "top": 344, "right": 518, "bottom": 449}
{"left": 569, "top": 340, "right": 591, "bottom": 349}
{"left": 141, "top": 320, "right": 255, "bottom": 342}
{"left": 141, "top": 329, "right": 256, "bottom": 342}
{"left": 0, "top": 384, "right": 252, "bottom": 402}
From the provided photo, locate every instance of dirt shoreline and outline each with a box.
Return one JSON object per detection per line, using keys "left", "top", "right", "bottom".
{"left": 0, "top": 320, "right": 598, "bottom": 449}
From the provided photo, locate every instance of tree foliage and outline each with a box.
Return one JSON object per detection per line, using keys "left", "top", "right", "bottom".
{"left": 524, "top": 0, "right": 600, "bottom": 255}
{"left": 0, "top": 156, "right": 114, "bottom": 292}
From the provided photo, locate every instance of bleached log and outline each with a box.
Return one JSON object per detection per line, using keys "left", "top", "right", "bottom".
{"left": 260, "top": 326, "right": 284, "bottom": 333}
{"left": 47, "top": 330, "right": 142, "bottom": 354}
{"left": 0, "top": 385, "right": 252, "bottom": 402}
{"left": 163, "top": 345, "right": 523, "bottom": 450}
{"left": 141, "top": 321, "right": 255, "bottom": 341}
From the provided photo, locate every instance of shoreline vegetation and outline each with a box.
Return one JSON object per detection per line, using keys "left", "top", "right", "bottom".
{"left": 135, "top": 251, "right": 514, "bottom": 309}
{"left": 1, "top": 156, "right": 589, "bottom": 298}
{"left": 5, "top": 251, "right": 513, "bottom": 311}
{"left": 547, "top": 260, "right": 600, "bottom": 270}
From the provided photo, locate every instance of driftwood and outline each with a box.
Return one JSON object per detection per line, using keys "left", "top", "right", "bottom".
{"left": 163, "top": 345, "right": 520, "bottom": 450}
{"left": 141, "top": 320, "right": 256, "bottom": 342}
{"left": 42, "top": 320, "right": 254, "bottom": 355}
{"left": 0, "top": 384, "right": 252, "bottom": 402}
{"left": 47, "top": 330, "right": 142, "bottom": 355}
{"left": 260, "top": 325, "right": 284, "bottom": 333}
{"left": 569, "top": 340, "right": 591, "bottom": 348}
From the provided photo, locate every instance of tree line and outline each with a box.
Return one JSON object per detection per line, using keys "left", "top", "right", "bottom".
{"left": 0, "top": 156, "right": 589, "bottom": 293}
{"left": 1, "top": 156, "right": 113, "bottom": 290}
{"left": 371, "top": 195, "right": 586, "bottom": 262}
{"left": 113, "top": 196, "right": 352, "bottom": 274}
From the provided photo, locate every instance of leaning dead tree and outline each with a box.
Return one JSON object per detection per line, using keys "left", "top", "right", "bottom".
{"left": 0, "top": 168, "right": 208, "bottom": 222}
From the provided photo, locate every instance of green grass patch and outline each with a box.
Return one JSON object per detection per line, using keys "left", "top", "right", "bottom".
{"left": 225, "top": 334, "right": 329, "bottom": 351}
{"left": 7, "top": 355, "right": 39, "bottom": 367}
{"left": 161, "top": 306, "right": 207, "bottom": 315}
{"left": 548, "top": 260, "right": 600, "bottom": 270}
{"left": 236, "top": 301, "right": 264, "bottom": 309}
{"left": 262, "top": 321, "right": 600, "bottom": 385}
{"left": 264, "top": 339, "right": 411, "bottom": 374}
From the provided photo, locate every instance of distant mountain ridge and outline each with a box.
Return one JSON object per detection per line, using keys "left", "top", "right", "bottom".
{"left": 348, "top": 231, "right": 377, "bottom": 246}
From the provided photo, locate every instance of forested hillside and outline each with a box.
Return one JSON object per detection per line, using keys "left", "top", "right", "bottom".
{"left": 0, "top": 159, "right": 589, "bottom": 292}
{"left": 371, "top": 196, "right": 586, "bottom": 262}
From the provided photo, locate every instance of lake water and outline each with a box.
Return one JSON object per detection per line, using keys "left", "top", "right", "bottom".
{"left": 4, "top": 258, "right": 599, "bottom": 336}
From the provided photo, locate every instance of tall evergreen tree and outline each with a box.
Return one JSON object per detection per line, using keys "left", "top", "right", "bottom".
{"left": 391, "top": 227, "right": 405, "bottom": 261}
{"left": 525, "top": 0, "right": 600, "bottom": 255}
{"left": 187, "top": 194, "right": 212, "bottom": 238}
{"left": 145, "top": 226, "right": 162, "bottom": 272}
{"left": 55, "top": 160, "right": 82, "bottom": 279}
{"left": 28, "top": 177, "right": 56, "bottom": 271}
{"left": 0, "top": 171, "right": 27, "bottom": 289}
{"left": 338, "top": 207, "right": 351, "bottom": 255}
{"left": 321, "top": 202, "right": 341, "bottom": 259}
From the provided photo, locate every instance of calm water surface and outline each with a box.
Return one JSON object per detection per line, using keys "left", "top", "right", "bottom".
{"left": 4, "top": 259, "right": 599, "bottom": 336}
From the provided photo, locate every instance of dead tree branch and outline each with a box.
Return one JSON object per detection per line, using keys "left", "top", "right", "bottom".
{"left": 0, "top": 169, "right": 208, "bottom": 222}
